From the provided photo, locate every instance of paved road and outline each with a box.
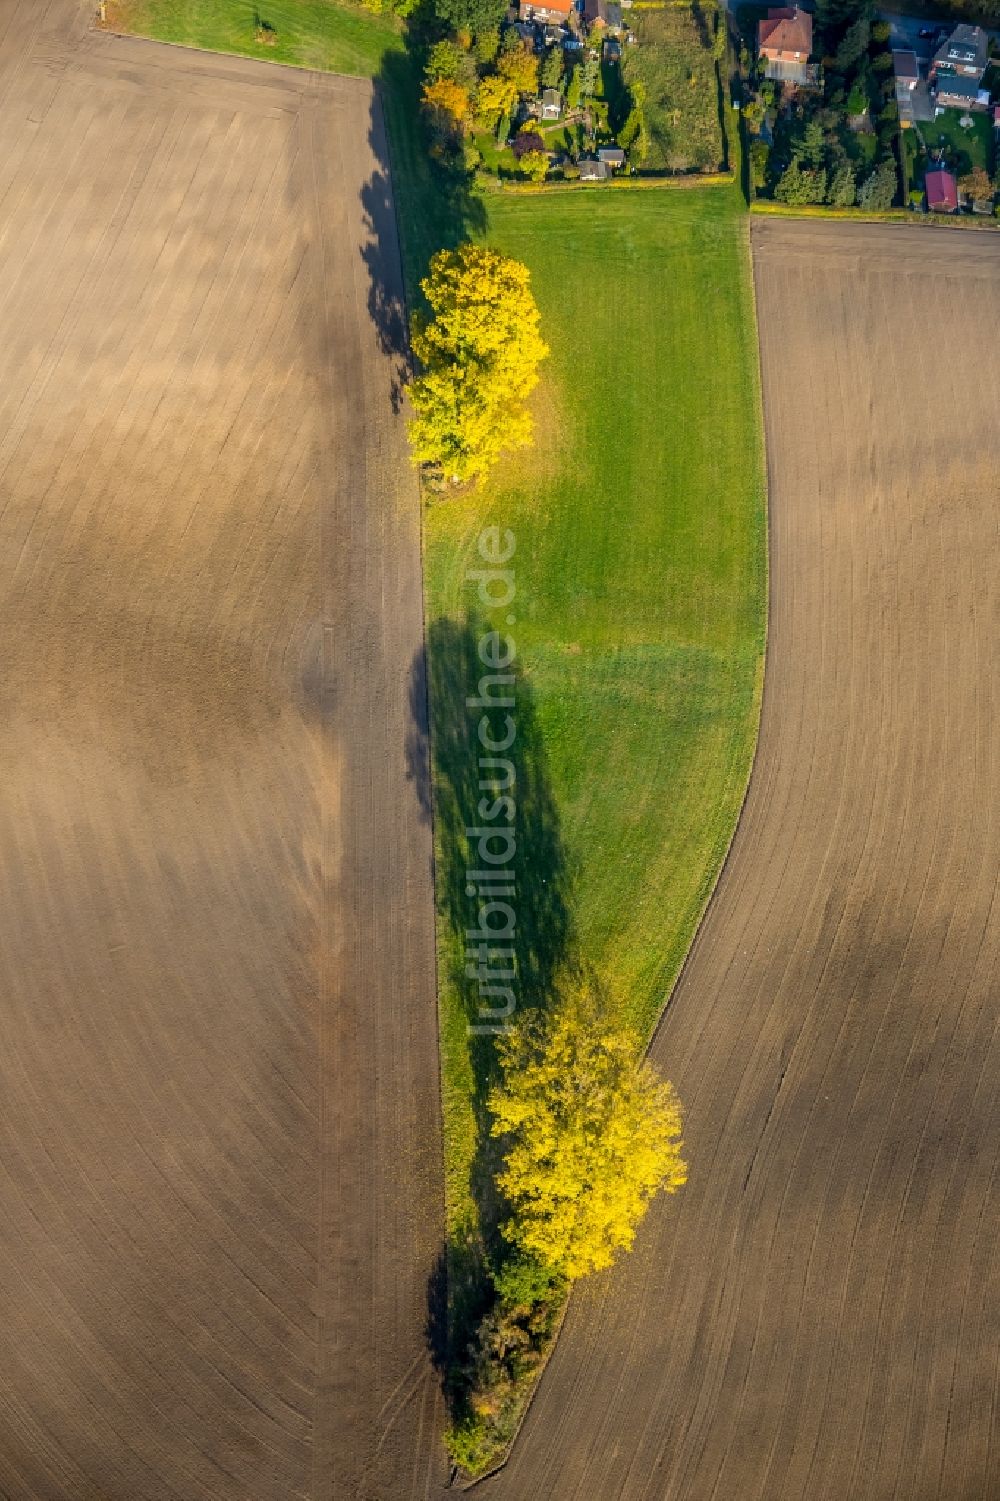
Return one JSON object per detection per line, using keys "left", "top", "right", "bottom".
{"left": 0, "top": 2, "right": 444, "bottom": 1497}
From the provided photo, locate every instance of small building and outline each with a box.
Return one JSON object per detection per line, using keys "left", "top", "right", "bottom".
{"left": 579, "top": 157, "right": 609, "bottom": 180}
{"left": 597, "top": 145, "right": 626, "bottom": 168}
{"left": 931, "top": 23, "right": 989, "bottom": 83}
{"left": 994, "top": 104, "right": 1000, "bottom": 131}
{"left": 925, "top": 166, "right": 959, "bottom": 212}
{"left": 603, "top": 36, "right": 622, "bottom": 61}
{"left": 519, "top": 0, "right": 573, "bottom": 25}
{"left": 757, "top": 6, "right": 813, "bottom": 86}
{"left": 540, "top": 88, "right": 563, "bottom": 120}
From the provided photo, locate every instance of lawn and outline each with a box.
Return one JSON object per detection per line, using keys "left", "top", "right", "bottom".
{"left": 920, "top": 107, "right": 994, "bottom": 180}
{"left": 426, "top": 182, "right": 767, "bottom": 1261}
{"left": 905, "top": 108, "right": 994, "bottom": 200}
{"left": 103, "top": 0, "right": 404, "bottom": 78}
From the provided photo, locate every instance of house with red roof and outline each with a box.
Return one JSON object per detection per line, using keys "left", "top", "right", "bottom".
{"left": 757, "top": 6, "right": 814, "bottom": 86}
{"left": 925, "top": 167, "right": 958, "bottom": 213}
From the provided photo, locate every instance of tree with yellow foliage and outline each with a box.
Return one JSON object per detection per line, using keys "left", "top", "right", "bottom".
{"left": 490, "top": 984, "right": 687, "bottom": 1281}
{"left": 497, "top": 39, "right": 540, "bottom": 95}
{"left": 408, "top": 243, "right": 548, "bottom": 488}
{"left": 421, "top": 75, "right": 472, "bottom": 130}
{"left": 518, "top": 149, "right": 549, "bottom": 184}
{"left": 475, "top": 71, "right": 519, "bottom": 130}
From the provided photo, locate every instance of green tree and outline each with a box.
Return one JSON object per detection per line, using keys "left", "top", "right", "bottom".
{"left": 433, "top": 0, "right": 506, "bottom": 42}
{"left": 425, "top": 38, "right": 464, "bottom": 81}
{"left": 408, "top": 244, "right": 549, "bottom": 487}
{"left": 835, "top": 16, "right": 870, "bottom": 71}
{"left": 579, "top": 53, "right": 600, "bottom": 101}
{"left": 846, "top": 82, "right": 867, "bottom": 115}
{"left": 750, "top": 138, "right": 770, "bottom": 191}
{"left": 566, "top": 61, "right": 582, "bottom": 111}
{"left": 827, "top": 160, "right": 856, "bottom": 205}
{"left": 775, "top": 158, "right": 827, "bottom": 204}
{"left": 541, "top": 45, "right": 563, "bottom": 89}
{"left": 473, "top": 26, "right": 500, "bottom": 64}
{"left": 489, "top": 985, "right": 687, "bottom": 1281}
{"left": 857, "top": 153, "right": 897, "bottom": 209}
{"left": 801, "top": 118, "right": 826, "bottom": 169}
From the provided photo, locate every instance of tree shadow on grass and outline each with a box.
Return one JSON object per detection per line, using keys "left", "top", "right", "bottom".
{"left": 360, "top": 30, "right": 487, "bottom": 412}
{"left": 416, "top": 613, "right": 578, "bottom": 1378}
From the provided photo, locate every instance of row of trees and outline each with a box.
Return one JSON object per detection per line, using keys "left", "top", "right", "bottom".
{"left": 447, "top": 980, "right": 687, "bottom": 1471}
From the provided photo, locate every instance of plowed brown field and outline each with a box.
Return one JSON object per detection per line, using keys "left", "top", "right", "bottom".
{"left": 479, "top": 220, "right": 1000, "bottom": 1500}
{"left": 0, "top": 3, "right": 444, "bottom": 1498}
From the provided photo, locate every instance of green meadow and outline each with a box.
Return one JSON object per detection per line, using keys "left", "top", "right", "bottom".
{"left": 426, "top": 184, "right": 767, "bottom": 1245}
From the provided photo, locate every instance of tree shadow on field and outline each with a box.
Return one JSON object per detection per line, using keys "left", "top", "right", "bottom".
{"left": 412, "top": 613, "right": 578, "bottom": 1379}
{"left": 360, "top": 18, "right": 487, "bottom": 413}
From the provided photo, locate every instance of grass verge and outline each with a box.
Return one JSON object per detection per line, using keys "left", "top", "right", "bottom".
{"left": 102, "top": 0, "right": 404, "bottom": 78}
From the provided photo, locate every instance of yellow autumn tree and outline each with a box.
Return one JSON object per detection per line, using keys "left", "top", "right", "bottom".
{"left": 408, "top": 243, "right": 548, "bottom": 488}
{"left": 475, "top": 71, "right": 519, "bottom": 129}
{"left": 421, "top": 76, "right": 471, "bottom": 129}
{"left": 497, "top": 40, "right": 539, "bottom": 96}
{"left": 489, "top": 984, "right": 687, "bottom": 1281}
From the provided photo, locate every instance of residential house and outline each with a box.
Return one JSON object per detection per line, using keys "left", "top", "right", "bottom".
{"left": 519, "top": 0, "right": 573, "bottom": 26}
{"left": 597, "top": 145, "right": 626, "bottom": 168}
{"left": 579, "top": 157, "right": 609, "bottom": 180}
{"left": 893, "top": 48, "right": 936, "bottom": 126}
{"left": 931, "top": 23, "right": 988, "bottom": 84}
{"left": 934, "top": 72, "right": 990, "bottom": 111}
{"left": 540, "top": 88, "right": 563, "bottom": 120}
{"left": 757, "top": 7, "right": 814, "bottom": 86}
{"left": 584, "top": 0, "right": 623, "bottom": 33}
{"left": 603, "top": 36, "right": 622, "bottom": 61}
{"left": 925, "top": 166, "right": 958, "bottom": 212}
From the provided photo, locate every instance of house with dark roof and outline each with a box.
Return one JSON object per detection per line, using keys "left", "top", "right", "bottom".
{"left": 931, "top": 24, "right": 988, "bottom": 83}
{"left": 934, "top": 72, "right": 990, "bottom": 111}
{"left": 925, "top": 166, "right": 958, "bottom": 212}
{"left": 579, "top": 157, "right": 609, "bottom": 180}
{"left": 597, "top": 145, "right": 626, "bottom": 168}
{"left": 757, "top": 6, "right": 814, "bottom": 86}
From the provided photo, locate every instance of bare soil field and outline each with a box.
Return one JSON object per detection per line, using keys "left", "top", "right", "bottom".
{"left": 480, "top": 220, "right": 1000, "bottom": 1499}
{"left": 0, "top": 2, "right": 444, "bottom": 1497}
